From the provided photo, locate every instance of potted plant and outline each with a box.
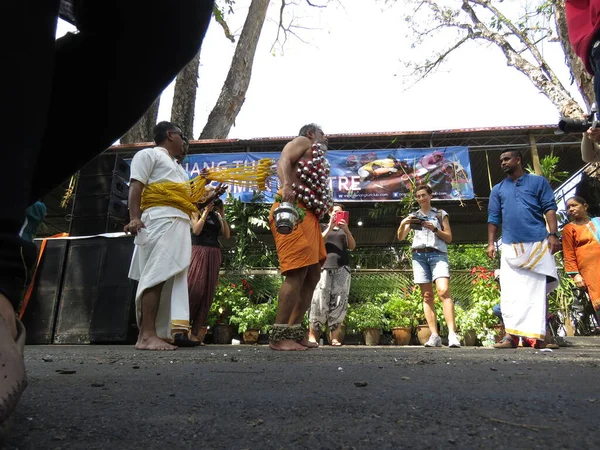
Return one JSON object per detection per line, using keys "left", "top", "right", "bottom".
{"left": 208, "top": 280, "right": 251, "bottom": 344}
{"left": 455, "top": 266, "right": 501, "bottom": 346}
{"left": 346, "top": 302, "right": 389, "bottom": 346}
{"left": 393, "top": 286, "right": 431, "bottom": 345}
{"left": 382, "top": 292, "right": 416, "bottom": 346}
{"left": 229, "top": 301, "right": 277, "bottom": 344}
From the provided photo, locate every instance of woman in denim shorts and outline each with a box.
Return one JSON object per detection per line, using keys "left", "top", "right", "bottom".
{"left": 397, "top": 184, "right": 460, "bottom": 348}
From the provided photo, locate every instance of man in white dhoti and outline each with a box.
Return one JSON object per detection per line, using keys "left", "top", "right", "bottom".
{"left": 125, "top": 121, "right": 200, "bottom": 351}
{"left": 486, "top": 150, "right": 560, "bottom": 349}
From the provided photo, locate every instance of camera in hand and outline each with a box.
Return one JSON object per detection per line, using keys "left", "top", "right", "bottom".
{"left": 558, "top": 103, "right": 597, "bottom": 134}
{"left": 213, "top": 198, "right": 223, "bottom": 207}
{"left": 408, "top": 217, "right": 424, "bottom": 230}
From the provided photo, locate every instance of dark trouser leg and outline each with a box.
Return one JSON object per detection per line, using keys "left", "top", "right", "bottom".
{"left": 0, "top": 1, "right": 59, "bottom": 308}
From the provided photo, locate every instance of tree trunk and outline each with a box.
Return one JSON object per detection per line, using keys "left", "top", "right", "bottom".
{"left": 553, "top": 0, "right": 595, "bottom": 115}
{"left": 120, "top": 96, "right": 160, "bottom": 144}
{"left": 171, "top": 50, "right": 201, "bottom": 138}
{"left": 460, "top": 1, "right": 584, "bottom": 119}
{"left": 200, "top": 0, "right": 270, "bottom": 139}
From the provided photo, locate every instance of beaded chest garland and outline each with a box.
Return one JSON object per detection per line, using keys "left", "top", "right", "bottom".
{"left": 291, "top": 143, "right": 332, "bottom": 220}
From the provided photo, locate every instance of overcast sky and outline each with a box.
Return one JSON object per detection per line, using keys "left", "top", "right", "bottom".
{"left": 57, "top": 1, "right": 583, "bottom": 140}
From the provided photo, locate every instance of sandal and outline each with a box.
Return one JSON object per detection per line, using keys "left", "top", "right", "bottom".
{"left": 0, "top": 318, "right": 28, "bottom": 443}
{"left": 493, "top": 335, "right": 517, "bottom": 349}
{"left": 172, "top": 332, "right": 201, "bottom": 347}
{"left": 330, "top": 340, "right": 343, "bottom": 346}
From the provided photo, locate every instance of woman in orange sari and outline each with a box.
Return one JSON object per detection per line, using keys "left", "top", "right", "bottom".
{"left": 562, "top": 196, "right": 600, "bottom": 312}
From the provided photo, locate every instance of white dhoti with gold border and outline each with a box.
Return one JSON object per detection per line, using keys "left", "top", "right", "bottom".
{"left": 500, "top": 240, "right": 558, "bottom": 340}
{"left": 128, "top": 213, "right": 191, "bottom": 341}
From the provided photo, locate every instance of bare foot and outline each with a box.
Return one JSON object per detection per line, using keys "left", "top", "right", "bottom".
{"left": 269, "top": 339, "right": 307, "bottom": 351}
{"left": 189, "top": 333, "right": 200, "bottom": 342}
{"left": 135, "top": 336, "right": 178, "bottom": 351}
{"left": 297, "top": 337, "right": 319, "bottom": 348}
{"left": 330, "top": 339, "right": 342, "bottom": 346}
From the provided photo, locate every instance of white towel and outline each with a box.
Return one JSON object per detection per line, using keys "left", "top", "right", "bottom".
{"left": 128, "top": 215, "right": 191, "bottom": 341}
{"left": 499, "top": 240, "right": 558, "bottom": 340}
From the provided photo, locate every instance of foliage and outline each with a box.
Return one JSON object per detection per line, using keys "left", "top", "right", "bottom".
{"left": 381, "top": 290, "right": 420, "bottom": 328}
{"left": 229, "top": 301, "right": 277, "bottom": 333}
{"left": 207, "top": 278, "right": 252, "bottom": 325}
{"left": 454, "top": 266, "right": 501, "bottom": 342}
{"left": 223, "top": 191, "right": 274, "bottom": 269}
{"left": 344, "top": 244, "right": 492, "bottom": 271}
{"left": 350, "top": 246, "right": 412, "bottom": 270}
{"left": 526, "top": 153, "right": 569, "bottom": 184}
{"left": 213, "top": 1, "right": 236, "bottom": 43}
{"left": 239, "top": 274, "right": 282, "bottom": 303}
{"left": 345, "top": 301, "right": 389, "bottom": 332}
{"left": 547, "top": 267, "right": 575, "bottom": 321}
{"left": 447, "top": 245, "right": 494, "bottom": 270}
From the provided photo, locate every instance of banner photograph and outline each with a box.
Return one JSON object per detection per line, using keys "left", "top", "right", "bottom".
{"left": 171, "top": 146, "right": 474, "bottom": 203}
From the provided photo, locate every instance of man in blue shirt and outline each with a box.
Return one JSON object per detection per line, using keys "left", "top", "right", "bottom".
{"left": 487, "top": 150, "right": 560, "bottom": 349}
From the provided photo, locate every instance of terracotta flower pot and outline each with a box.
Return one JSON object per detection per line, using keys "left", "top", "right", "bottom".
{"left": 243, "top": 329, "right": 260, "bottom": 344}
{"left": 416, "top": 325, "right": 432, "bottom": 345}
{"left": 391, "top": 327, "right": 412, "bottom": 346}
{"left": 363, "top": 328, "right": 381, "bottom": 346}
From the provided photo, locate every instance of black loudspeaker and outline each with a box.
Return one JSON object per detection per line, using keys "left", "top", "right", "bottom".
{"left": 21, "top": 239, "right": 69, "bottom": 344}
{"left": 53, "top": 236, "right": 137, "bottom": 344}
{"left": 70, "top": 154, "right": 131, "bottom": 236}
{"left": 78, "top": 153, "right": 130, "bottom": 178}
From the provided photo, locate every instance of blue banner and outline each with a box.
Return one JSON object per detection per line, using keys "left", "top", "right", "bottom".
{"left": 175, "top": 146, "right": 473, "bottom": 203}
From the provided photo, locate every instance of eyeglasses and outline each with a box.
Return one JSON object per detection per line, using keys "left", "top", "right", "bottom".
{"left": 170, "top": 130, "right": 188, "bottom": 143}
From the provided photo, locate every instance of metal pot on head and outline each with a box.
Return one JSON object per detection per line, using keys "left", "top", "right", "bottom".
{"left": 273, "top": 202, "right": 299, "bottom": 234}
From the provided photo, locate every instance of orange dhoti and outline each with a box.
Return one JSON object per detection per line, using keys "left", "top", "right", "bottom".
{"left": 269, "top": 200, "right": 327, "bottom": 274}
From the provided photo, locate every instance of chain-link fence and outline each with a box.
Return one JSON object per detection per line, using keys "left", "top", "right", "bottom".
{"left": 218, "top": 269, "right": 477, "bottom": 305}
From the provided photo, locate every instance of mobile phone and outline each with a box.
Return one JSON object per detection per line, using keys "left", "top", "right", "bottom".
{"left": 335, "top": 211, "right": 349, "bottom": 225}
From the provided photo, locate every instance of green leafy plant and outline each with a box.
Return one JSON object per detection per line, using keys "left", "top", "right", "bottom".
{"left": 455, "top": 266, "right": 501, "bottom": 342}
{"left": 229, "top": 301, "right": 277, "bottom": 333}
{"left": 239, "top": 274, "right": 282, "bottom": 303}
{"left": 525, "top": 153, "right": 569, "bottom": 184}
{"left": 382, "top": 292, "right": 418, "bottom": 329}
{"left": 223, "top": 191, "right": 274, "bottom": 269}
{"left": 207, "top": 279, "right": 251, "bottom": 326}
{"left": 447, "top": 245, "right": 494, "bottom": 270}
{"left": 345, "top": 302, "right": 389, "bottom": 332}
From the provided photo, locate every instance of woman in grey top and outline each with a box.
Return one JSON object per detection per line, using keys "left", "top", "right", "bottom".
{"left": 397, "top": 184, "right": 460, "bottom": 348}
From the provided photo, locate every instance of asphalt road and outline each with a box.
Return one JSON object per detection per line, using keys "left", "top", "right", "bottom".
{"left": 4, "top": 343, "right": 600, "bottom": 450}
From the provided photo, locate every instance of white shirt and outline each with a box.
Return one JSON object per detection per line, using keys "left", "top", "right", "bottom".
{"left": 130, "top": 146, "right": 190, "bottom": 221}
{"left": 411, "top": 207, "right": 448, "bottom": 254}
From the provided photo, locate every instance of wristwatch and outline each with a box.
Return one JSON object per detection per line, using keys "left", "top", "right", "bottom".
{"left": 548, "top": 232, "right": 559, "bottom": 238}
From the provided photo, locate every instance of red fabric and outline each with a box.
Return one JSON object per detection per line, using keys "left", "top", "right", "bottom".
{"left": 566, "top": 0, "right": 600, "bottom": 74}
{"left": 187, "top": 245, "right": 222, "bottom": 334}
